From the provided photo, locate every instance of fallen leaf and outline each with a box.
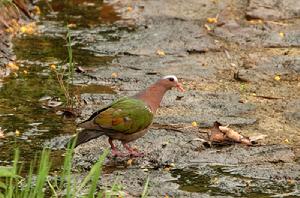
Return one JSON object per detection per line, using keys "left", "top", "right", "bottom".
{"left": 274, "top": 75, "right": 281, "bottom": 81}
{"left": 248, "top": 19, "right": 263, "bottom": 24}
{"left": 111, "top": 72, "right": 118, "bottom": 78}
{"left": 156, "top": 49, "right": 165, "bottom": 56}
{"left": 284, "top": 138, "right": 290, "bottom": 144}
{"left": 209, "top": 122, "right": 255, "bottom": 145}
{"left": 7, "top": 62, "right": 19, "bottom": 71}
{"left": 191, "top": 121, "right": 198, "bottom": 127}
{"left": 219, "top": 125, "right": 252, "bottom": 145}
{"left": 20, "top": 22, "right": 37, "bottom": 35}
{"left": 279, "top": 32, "right": 285, "bottom": 38}
{"left": 15, "top": 130, "right": 20, "bottom": 136}
{"left": 249, "top": 134, "right": 267, "bottom": 143}
{"left": 207, "top": 17, "right": 217, "bottom": 23}
{"left": 209, "top": 122, "right": 225, "bottom": 142}
{"left": 127, "top": 6, "right": 133, "bottom": 12}
{"left": 32, "top": 5, "right": 41, "bottom": 15}
{"left": 50, "top": 64, "right": 56, "bottom": 71}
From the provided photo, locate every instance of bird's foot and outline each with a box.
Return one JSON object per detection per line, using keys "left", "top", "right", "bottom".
{"left": 111, "top": 149, "right": 127, "bottom": 157}
{"left": 128, "top": 150, "right": 144, "bottom": 157}
{"left": 123, "top": 143, "right": 144, "bottom": 158}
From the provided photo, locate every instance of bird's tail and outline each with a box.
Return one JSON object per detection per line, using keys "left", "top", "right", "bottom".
{"left": 70, "top": 129, "right": 105, "bottom": 148}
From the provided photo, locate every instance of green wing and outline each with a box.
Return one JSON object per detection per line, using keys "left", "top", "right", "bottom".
{"left": 94, "top": 97, "right": 153, "bottom": 134}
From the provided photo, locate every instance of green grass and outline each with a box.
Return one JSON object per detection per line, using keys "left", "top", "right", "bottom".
{"left": 0, "top": 140, "right": 110, "bottom": 198}
{"left": 0, "top": 139, "right": 150, "bottom": 198}
{"left": 50, "top": 27, "right": 76, "bottom": 109}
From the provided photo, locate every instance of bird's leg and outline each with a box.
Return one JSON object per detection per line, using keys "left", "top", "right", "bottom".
{"left": 109, "top": 138, "right": 126, "bottom": 157}
{"left": 122, "top": 142, "right": 144, "bottom": 157}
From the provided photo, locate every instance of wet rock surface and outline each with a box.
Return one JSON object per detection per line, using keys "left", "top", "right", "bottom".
{"left": 246, "top": 0, "right": 300, "bottom": 20}
{"left": 66, "top": 0, "right": 300, "bottom": 197}
{"left": 2, "top": 0, "right": 299, "bottom": 197}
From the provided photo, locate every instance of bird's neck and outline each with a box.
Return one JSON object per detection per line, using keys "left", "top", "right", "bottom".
{"left": 134, "top": 84, "right": 168, "bottom": 113}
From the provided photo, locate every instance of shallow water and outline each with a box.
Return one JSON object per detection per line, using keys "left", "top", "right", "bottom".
{"left": 0, "top": 0, "right": 119, "bottom": 166}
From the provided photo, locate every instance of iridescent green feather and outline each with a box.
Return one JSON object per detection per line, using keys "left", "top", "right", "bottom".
{"left": 94, "top": 97, "right": 153, "bottom": 134}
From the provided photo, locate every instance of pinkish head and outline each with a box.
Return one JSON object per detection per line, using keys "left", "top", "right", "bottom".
{"left": 157, "top": 75, "right": 185, "bottom": 92}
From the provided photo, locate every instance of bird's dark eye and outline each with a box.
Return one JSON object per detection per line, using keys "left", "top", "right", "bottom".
{"left": 169, "top": 78, "right": 174, "bottom": 82}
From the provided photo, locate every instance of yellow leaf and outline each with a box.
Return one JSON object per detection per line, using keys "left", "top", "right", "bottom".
{"left": 192, "top": 121, "right": 198, "bottom": 127}
{"left": 156, "top": 49, "right": 165, "bottom": 56}
{"left": 32, "top": 5, "right": 41, "bottom": 15}
{"left": 274, "top": 75, "right": 281, "bottom": 81}
{"left": 127, "top": 6, "right": 133, "bottom": 12}
{"left": 249, "top": 19, "right": 263, "bottom": 24}
{"left": 7, "top": 62, "right": 19, "bottom": 71}
{"left": 279, "top": 32, "right": 285, "bottom": 38}
{"left": 50, "top": 64, "right": 56, "bottom": 71}
{"left": 23, "top": 70, "right": 28, "bottom": 75}
{"left": 15, "top": 130, "right": 20, "bottom": 136}
{"left": 284, "top": 138, "right": 289, "bottom": 144}
{"left": 207, "top": 17, "right": 217, "bottom": 23}
{"left": 20, "top": 26, "right": 27, "bottom": 33}
{"left": 20, "top": 22, "right": 37, "bottom": 35}
{"left": 111, "top": 72, "right": 118, "bottom": 78}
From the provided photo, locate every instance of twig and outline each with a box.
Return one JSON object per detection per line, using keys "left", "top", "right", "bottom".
{"left": 254, "top": 95, "right": 284, "bottom": 100}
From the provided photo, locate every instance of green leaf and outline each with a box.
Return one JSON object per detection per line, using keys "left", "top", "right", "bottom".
{"left": 0, "top": 166, "right": 15, "bottom": 177}
{"left": 0, "top": 181, "right": 6, "bottom": 189}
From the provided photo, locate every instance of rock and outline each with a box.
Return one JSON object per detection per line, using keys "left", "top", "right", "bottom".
{"left": 247, "top": 0, "right": 300, "bottom": 20}
{"left": 83, "top": 19, "right": 220, "bottom": 56}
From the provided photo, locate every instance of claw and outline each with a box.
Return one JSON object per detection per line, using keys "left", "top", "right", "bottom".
{"left": 111, "top": 149, "right": 127, "bottom": 157}
{"left": 123, "top": 143, "right": 144, "bottom": 158}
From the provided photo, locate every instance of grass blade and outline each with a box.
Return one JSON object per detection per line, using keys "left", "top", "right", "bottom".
{"left": 76, "top": 149, "right": 109, "bottom": 195}
{"left": 141, "top": 177, "right": 150, "bottom": 198}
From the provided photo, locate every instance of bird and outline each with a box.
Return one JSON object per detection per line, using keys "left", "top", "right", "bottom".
{"left": 73, "top": 75, "right": 184, "bottom": 157}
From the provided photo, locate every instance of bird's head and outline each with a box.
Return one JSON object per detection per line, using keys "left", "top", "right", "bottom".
{"left": 158, "top": 75, "right": 185, "bottom": 92}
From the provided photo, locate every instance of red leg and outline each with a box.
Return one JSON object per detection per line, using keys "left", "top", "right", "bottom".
{"left": 122, "top": 143, "right": 144, "bottom": 157}
{"left": 109, "top": 138, "right": 126, "bottom": 157}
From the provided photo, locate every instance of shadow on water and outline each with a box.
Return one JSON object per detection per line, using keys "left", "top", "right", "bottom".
{"left": 0, "top": 0, "right": 121, "bottom": 169}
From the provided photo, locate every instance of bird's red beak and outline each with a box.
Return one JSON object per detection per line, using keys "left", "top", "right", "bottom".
{"left": 176, "top": 83, "right": 185, "bottom": 92}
